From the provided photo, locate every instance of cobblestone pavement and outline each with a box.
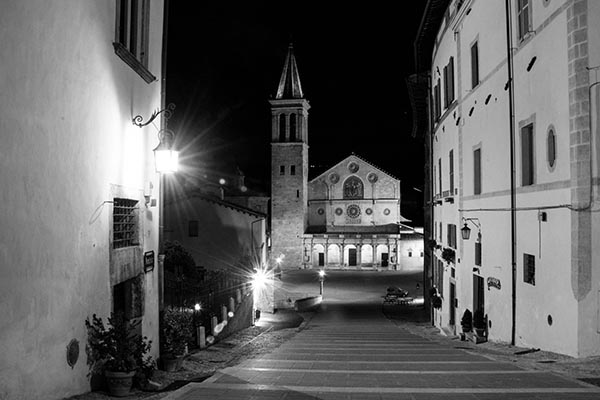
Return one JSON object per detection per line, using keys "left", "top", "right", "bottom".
{"left": 157, "top": 300, "right": 600, "bottom": 400}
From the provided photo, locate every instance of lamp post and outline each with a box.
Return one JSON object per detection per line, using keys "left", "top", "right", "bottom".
{"left": 318, "top": 270, "right": 325, "bottom": 296}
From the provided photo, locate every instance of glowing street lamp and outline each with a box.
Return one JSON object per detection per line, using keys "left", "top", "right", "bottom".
{"left": 318, "top": 270, "right": 325, "bottom": 295}
{"left": 153, "top": 129, "right": 179, "bottom": 173}
{"left": 132, "top": 103, "right": 179, "bottom": 173}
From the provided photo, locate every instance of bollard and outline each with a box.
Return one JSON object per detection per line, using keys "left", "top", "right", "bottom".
{"left": 221, "top": 305, "right": 228, "bottom": 322}
{"left": 197, "top": 326, "right": 206, "bottom": 349}
{"left": 236, "top": 289, "right": 242, "bottom": 304}
{"left": 229, "top": 297, "right": 235, "bottom": 312}
{"left": 211, "top": 316, "right": 218, "bottom": 336}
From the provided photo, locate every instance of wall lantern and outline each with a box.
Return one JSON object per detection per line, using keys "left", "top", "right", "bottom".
{"left": 461, "top": 217, "right": 481, "bottom": 240}
{"left": 132, "top": 103, "right": 179, "bottom": 173}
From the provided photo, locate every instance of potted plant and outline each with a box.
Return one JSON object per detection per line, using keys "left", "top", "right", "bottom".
{"left": 473, "top": 309, "right": 486, "bottom": 337}
{"left": 85, "top": 312, "right": 153, "bottom": 397}
{"left": 161, "top": 306, "right": 193, "bottom": 371}
{"left": 441, "top": 247, "right": 455, "bottom": 264}
{"left": 460, "top": 309, "right": 473, "bottom": 340}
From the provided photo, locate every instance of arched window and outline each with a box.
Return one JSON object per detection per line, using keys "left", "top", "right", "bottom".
{"left": 279, "top": 114, "right": 286, "bottom": 142}
{"left": 289, "top": 113, "right": 297, "bottom": 141}
{"left": 343, "top": 176, "right": 364, "bottom": 199}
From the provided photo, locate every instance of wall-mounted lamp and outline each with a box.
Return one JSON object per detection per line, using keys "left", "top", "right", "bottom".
{"left": 461, "top": 217, "right": 481, "bottom": 240}
{"left": 132, "top": 103, "right": 179, "bottom": 173}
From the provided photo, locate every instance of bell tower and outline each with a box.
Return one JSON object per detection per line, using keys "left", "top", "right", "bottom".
{"left": 269, "top": 43, "right": 310, "bottom": 270}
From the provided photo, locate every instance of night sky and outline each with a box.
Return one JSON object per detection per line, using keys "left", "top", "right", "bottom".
{"left": 166, "top": 1, "right": 427, "bottom": 224}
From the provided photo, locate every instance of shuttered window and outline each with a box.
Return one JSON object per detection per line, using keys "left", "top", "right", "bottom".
{"left": 521, "top": 124, "right": 535, "bottom": 186}
{"left": 474, "top": 148, "right": 481, "bottom": 195}
{"left": 471, "top": 41, "right": 479, "bottom": 88}
{"left": 523, "top": 253, "right": 535, "bottom": 285}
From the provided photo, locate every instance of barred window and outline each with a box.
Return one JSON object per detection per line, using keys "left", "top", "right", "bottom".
{"left": 113, "top": 198, "right": 139, "bottom": 249}
{"left": 523, "top": 253, "right": 535, "bottom": 285}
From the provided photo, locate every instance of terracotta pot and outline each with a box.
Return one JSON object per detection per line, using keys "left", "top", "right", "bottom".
{"left": 104, "top": 370, "right": 135, "bottom": 397}
{"left": 161, "top": 355, "right": 184, "bottom": 372}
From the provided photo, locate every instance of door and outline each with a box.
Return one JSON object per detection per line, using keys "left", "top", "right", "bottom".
{"left": 318, "top": 253, "right": 324, "bottom": 266}
{"left": 473, "top": 274, "right": 485, "bottom": 314}
{"left": 381, "top": 253, "right": 389, "bottom": 267}
{"left": 348, "top": 248, "right": 357, "bottom": 266}
{"left": 449, "top": 282, "right": 456, "bottom": 326}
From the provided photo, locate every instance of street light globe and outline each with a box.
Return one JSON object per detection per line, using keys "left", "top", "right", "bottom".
{"left": 194, "top": 303, "right": 201, "bottom": 311}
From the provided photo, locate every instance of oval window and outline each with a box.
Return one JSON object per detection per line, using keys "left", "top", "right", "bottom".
{"left": 547, "top": 127, "right": 556, "bottom": 169}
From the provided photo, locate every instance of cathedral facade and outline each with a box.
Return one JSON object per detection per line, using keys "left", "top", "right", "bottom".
{"left": 270, "top": 45, "right": 410, "bottom": 271}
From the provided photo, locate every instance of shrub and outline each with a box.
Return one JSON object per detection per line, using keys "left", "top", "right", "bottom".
{"left": 85, "top": 312, "right": 152, "bottom": 375}
{"left": 162, "top": 306, "right": 194, "bottom": 357}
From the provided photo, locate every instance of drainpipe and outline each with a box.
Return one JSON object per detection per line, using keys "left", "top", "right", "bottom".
{"left": 504, "top": 0, "right": 517, "bottom": 346}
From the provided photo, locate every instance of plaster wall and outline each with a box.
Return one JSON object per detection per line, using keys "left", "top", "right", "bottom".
{"left": 164, "top": 197, "right": 267, "bottom": 273}
{"left": 399, "top": 236, "right": 424, "bottom": 272}
{"left": 0, "top": 1, "right": 164, "bottom": 398}
{"left": 429, "top": 0, "right": 597, "bottom": 356}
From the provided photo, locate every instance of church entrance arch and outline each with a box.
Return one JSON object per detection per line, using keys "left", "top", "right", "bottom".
{"left": 361, "top": 245, "right": 374, "bottom": 266}
{"left": 376, "top": 244, "right": 390, "bottom": 267}
{"left": 327, "top": 244, "right": 340, "bottom": 266}
{"left": 344, "top": 245, "right": 358, "bottom": 267}
{"left": 312, "top": 244, "right": 325, "bottom": 267}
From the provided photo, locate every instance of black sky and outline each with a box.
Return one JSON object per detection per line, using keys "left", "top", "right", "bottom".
{"left": 166, "top": 1, "right": 427, "bottom": 222}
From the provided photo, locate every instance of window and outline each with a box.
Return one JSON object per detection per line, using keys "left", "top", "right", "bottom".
{"left": 439, "top": 222, "right": 443, "bottom": 242}
{"left": 433, "top": 165, "right": 437, "bottom": 196}
{"left": 471, "top": 41, "right": 479, "bottom": 89}
{"left": 449, "top": 149, "right": 454, "bottom": 194}
{"left": 474, "top": 148, "right": 481, "bottom": 195}
{"left": 289, "top": 114, "right": 297, "bottom": 141}
{"left": 114, "top": 0, "right": 154, "bottom": 83}
{"left": 408, "top": 251, "right": 413, "bottom": 257}
{"left": 436, "top": 259, "right": 444, "bottom": 296}
{"left": 279, "top": 114, "right": 286, "bottom": 142}
{"left": 343, "top": 176, "right": 364, "bottom": 199}
{"left": 447, "top": 224, "right": 457, "bottom": 248}
{"left": 475, "top": 241, "right": 482, "bottom": 266}
{"left": 188, "top": 220, "right": 199, "bottom": 237}
{"left": 438, "top": 158, "right": 442, "bottom": 196}
{"left": 296, "top": 190, "right": 300, "bottom": 198}
{"left": 280, "top": 165, "right": 285, "bottom": 175}
{"left": 434, "top": 79, "right": 442, "bottom": 120}
{"left": 521, "top": 124, "right": 535, "bottom": 186}
{"left": 517, "top": 0, "right": 531, "bottom": 41}
{"left": 547, "top": 127, "right": 556, "bottom": 169}
{"left": 113, "top": 198, "right": 139, "bottom": 249}
{"left": 523, "top": 253, "right": 535, "bottom": 285}
{"left": 444, "top": 57, "right": 455, "bottom": 107}
{"left": 290, "top": 165, "right": 296, "bottom": 175}
{"left": 420, "top": 251, "right": 424, "bottom": 257}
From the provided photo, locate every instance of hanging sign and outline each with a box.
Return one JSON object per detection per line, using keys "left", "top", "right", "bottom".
{"left": 487, "top": 277, "right": 501, "bottom": 290}
{"left": 144, "top": 250, "right": 155, "bottom": 273}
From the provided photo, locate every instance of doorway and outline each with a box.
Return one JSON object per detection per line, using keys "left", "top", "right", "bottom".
{"left": 449, "top": 282, "right": 456, "bottom": 326}
{"left": 348, "top": 248, "right": 357, "bottom": 266}
{"left": 318, "top": 253, "right": 325, "bottom": 266}
{"left": 473, "top": 274, "right": 485, "bottom": 314}
{"left": 381, "top": 253, "right": 389, "bottom": 267}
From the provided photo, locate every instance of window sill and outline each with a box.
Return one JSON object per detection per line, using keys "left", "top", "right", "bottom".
{"left": 113, "top": 42, "right": 156, "bottom": 84}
